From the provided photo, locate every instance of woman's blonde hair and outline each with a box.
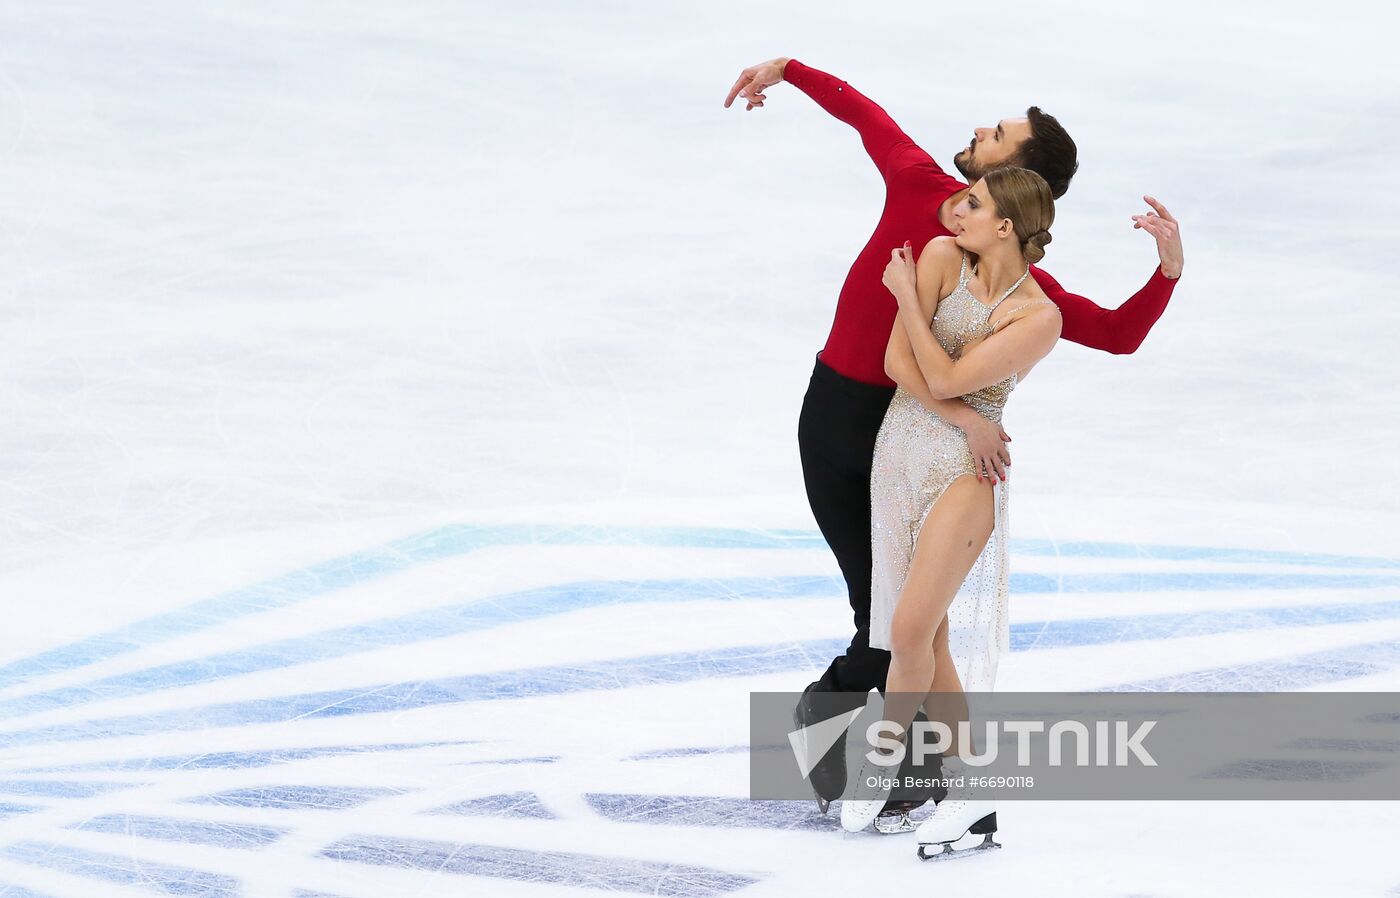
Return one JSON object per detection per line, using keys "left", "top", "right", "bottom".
{"left": 983, "top": 166, "right": 1056, "bottom": 264}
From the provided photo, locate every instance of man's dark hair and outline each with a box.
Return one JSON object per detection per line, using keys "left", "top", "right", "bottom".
{"left": 1015, "top": 106, "right": 1078, "bottom": 200}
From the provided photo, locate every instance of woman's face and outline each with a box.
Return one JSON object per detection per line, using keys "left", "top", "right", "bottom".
{"left": 951, "top": 179, "right": 1012, "bottom": 253}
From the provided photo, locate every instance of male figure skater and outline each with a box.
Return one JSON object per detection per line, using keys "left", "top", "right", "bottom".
{"left": 723, "top": 57, "right": 1184, "bottom": 820}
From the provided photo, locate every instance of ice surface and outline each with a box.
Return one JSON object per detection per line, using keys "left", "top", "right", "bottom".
{"left": 0, "top": 1, "right": 1398, "bottom": 896}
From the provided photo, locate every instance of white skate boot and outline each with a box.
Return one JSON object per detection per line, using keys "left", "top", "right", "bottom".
{"left": 914, "top": 760, "right": 1000, "bottom": 859}
{"left": 839, "top": 747, "right": 896, "bottom": 833}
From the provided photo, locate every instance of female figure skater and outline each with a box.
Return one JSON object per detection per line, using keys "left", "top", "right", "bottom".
{"left": 839, "top": 167, "right": 1062, "bottom": 856}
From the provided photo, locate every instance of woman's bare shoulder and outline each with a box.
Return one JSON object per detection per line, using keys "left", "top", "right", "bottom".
{"left": 916, "top": 236, "right": 963, "bottom": 297}
{"left": 919, "top": 236, "right": 963, "bottom": 266}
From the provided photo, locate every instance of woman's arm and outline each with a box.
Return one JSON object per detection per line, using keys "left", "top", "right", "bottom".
{"left": 883, "top": 246, "right": 1062, "bottom": 400}
{"left": 884, "top": 294, "right": 985, "bottom": 427}
{"left": 883, "top": 238, "right": 1013, "bottom": 481}
{"left": 885, "top": 294, "right": 1014, "bottom": 482}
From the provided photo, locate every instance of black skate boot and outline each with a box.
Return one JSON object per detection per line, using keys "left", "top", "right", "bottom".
{"left": 792, "top": 681, "right": 866, "bottom": 814}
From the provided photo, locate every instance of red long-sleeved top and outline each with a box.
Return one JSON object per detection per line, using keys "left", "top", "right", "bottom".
{"left": 785, "top": 59, "right": 1177, "bottom": 386}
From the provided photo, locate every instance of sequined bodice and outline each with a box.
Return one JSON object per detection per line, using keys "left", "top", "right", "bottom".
{"left": 929, "top": 257, "right": 1024, "bottom": 422}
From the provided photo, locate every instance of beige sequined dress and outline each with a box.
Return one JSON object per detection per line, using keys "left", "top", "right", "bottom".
{"left": 869, "top": 251, "right": 1057, "bottom": 691}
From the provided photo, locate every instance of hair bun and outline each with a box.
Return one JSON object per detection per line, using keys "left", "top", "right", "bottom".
{"left": 1022, "top": 228, "right": 1052, "bottom": 263}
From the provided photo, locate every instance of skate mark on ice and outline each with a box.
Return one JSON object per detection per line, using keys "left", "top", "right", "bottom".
{"left": 586, "top": 793, "right": 839, "bottom": 831}
{"left": 319, "top": 833, "right": 761, "bottom": 895}
{"left": 455, "top": 754, "right": 561, "bottom": 766}
{"left": 64, "top": 812, "right": 289, "bottom": 848}
{"left": 0, "top": 802, "right": 42, "bottom": 820}
{"left": 626, "top": 745, "right": 748, "bottom": 760}
{"left": 425, "top": 790, "right": 555, "bottom": 819}
{"left": 0, "top": 839, "right": 240, "bottom": 896}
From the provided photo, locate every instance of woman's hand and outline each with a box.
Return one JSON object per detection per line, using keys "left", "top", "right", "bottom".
{"left": 1132, "top": 196, "right": 1183, "bottom": 280}
{"left": 882, "top": 241, "right": 918, "bottom": 305}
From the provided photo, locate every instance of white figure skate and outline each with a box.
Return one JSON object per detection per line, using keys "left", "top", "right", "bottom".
{"left": 914, "top": 799, "right": 1000, "bottom": 860}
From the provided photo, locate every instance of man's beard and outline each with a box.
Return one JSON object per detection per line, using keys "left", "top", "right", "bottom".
{"left": 953, "top": 147, "right": 983, "bottom": 182}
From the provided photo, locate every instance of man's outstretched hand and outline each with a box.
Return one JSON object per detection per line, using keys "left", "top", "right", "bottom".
{"left": 724, "top": 57, "right": 791, "bottom": 111}
{"left": 1132, "top": 196, "right": 1184, "bottom": 280}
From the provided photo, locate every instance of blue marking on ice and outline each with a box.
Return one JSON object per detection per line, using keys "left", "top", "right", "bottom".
{"left": 0, "top": 576, "right": 842, "bottom": 720}
{"left": 65, "top": 813, "right": 289, "bottom": 848}
{"left": 0, "top": 840, "right": 241, "bottom": 896}
{"left": 0, "top": 640, "right": 847, "bottom": 748}
{"left": 5, "top": 597, "right": 1400, "bottom": 748}
{"left": 1014, "top": 539, "right": 1400, "bottom": 569}
{"left": 426, "top": 791, "right": 555, "bottom": 819}
{"left": 1106, "top": 638, "right": 1400, "bottom": 690}
{"left": 13, "top": 739, "right": 476, "bottom": 774}
{"left": 0, "top": 803, "right": 42, "bottom": 820}
{"left": 0, "top": 884, "right": 58, "bottom": 898}
{"left": 0, "top": 524, "right": 820, "bottom": 691}
{"left": 0, "top": 780, "right": 144, "bottom": 799}
{"left": 3, "top": 570, "right": 1395, "bottom": 724}
{"left": 319, "top": 832, "right": 761, "bottom": 895}
{"left": 0, "top": 522, "right": 1390, "bottom": 698}
{"left": 585, "top": 793, "right": 838, "bottom": 831}
{"left": 180, "top": 784, "right": 408, "bottom": 810}
{"left": 1010, "top": 597, "right": 1400, "bottom": 650}
{"left": 8, "top": 593, "right": 1400, "bottom": 750}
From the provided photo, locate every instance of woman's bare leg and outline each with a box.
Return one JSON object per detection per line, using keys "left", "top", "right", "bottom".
{"left": 922, "top": 614, "right": 971, "bottom": 758}
{"left": 881, "top": 474, "right": 994, "bottom": 753}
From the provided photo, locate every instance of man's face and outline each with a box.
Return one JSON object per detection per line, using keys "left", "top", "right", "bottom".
{"left": 953, "top": 116, "right": 1031, "bottom": 181}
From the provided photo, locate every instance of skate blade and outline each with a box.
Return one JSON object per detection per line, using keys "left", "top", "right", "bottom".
{"left": 917, "top": 833, "right": 1001, "bottom": 861}
{"left": 873, "top": 811, "right": 916, "bottom": 835}
{"left": 816, "top": 796, "right": 831, "bottom": 815}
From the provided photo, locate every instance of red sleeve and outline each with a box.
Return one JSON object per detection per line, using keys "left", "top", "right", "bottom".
{"left": 1031, "top": 265, "right": 1179, "bottom": 355}
{"left": 784, "top": 59, "right": 949, "bottom": 185}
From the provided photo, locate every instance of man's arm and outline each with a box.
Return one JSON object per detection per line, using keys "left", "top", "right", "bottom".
{"left": 725, "top": 57, "right": 954, "bottom": 186}
{"left": 1032, "top": 196, "right": 1184, "bottom": 355}
{"left": 1034, "top": 266, "right": 1176, "bottom": 355}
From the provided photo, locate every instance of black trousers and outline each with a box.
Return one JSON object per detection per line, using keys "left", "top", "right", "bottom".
{"left": 797, "top": 353, "right": 897, "bottom": 696}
